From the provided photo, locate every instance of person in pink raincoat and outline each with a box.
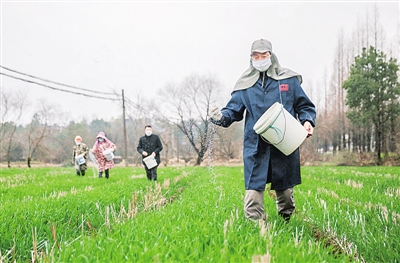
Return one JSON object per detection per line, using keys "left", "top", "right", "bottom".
{"left": 92, "top": 131, "right": 117, "bottom": 179}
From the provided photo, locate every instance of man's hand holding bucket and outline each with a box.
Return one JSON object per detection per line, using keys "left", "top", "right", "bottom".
{"left": 303, "top": 121, "right": 314, "bottom": 138}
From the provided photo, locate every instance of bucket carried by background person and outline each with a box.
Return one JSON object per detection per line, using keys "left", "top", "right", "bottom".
{"left": 102, "top": 148, "right": 115, "bottom": 161}
{"left": 143, "top": 155, "right": 157, "bottom": 169}
{"left": 75, "top": 153, "right": 86, "bottom": 165}
{"left": 253, "top": 102, "right": 308, "bottom": 156}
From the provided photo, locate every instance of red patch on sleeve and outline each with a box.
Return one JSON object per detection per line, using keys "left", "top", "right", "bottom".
{"left": 280, "top": 84, "right": 289, "bottom": 92}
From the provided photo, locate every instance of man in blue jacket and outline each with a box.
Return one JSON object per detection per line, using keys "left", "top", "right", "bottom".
{"left": 137, "top": 125, "right": 163, "bottom": 181}
{"left": 210, "top": 39, "right": 316, "bottom": 222}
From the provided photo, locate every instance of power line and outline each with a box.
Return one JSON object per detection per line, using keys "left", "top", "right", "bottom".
{"left": 124, "top": 97, "right": 146, "bottom": 113}
{"left": 0, "top": 66, "right": 157, "bottom": 120}
{"left": 124, "top": 97, "right": 180, "bottom": 125}
{"left": 0, "top": 65, "right": 116, "bottom": 96}
{"left": 0, "top": 72, "right": 120, "bottom": 101}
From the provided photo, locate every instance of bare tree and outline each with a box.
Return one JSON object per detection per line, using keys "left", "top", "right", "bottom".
{"left": 0, "top": 90, "right": 26, "bottom": 167}
{"left": 6, "top": 95, "right": 26, "bottom": 167}
{"left": 157, "top": 74, "right": 221, "bottom": 165}
{"left": 25, "top": 100, "right": 55, "bottom": 167}
{"left": 156, "top": 120, "right": 176, "bottom": 166}
{"left": 0, "top": 90, "right": 13, "bottom": 143}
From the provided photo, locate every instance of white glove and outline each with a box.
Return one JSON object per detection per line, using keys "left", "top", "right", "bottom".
{"left": 210, "top": 106, "right": 222, "bottom": 121}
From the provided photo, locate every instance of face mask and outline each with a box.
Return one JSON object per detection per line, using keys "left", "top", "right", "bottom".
{"left": 75, "top": 141, "right": 81, "bottom": 145}
{"left": 145, "top": 131, "right": 152, "bottom": 136}
{"left": 98, "top": 138, "right": 104, "bottom": 142}
{"left": 252, "top": 58, "right": 272, "bottom": 72}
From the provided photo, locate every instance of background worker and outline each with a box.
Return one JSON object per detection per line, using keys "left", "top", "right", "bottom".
{"left": 72, "top": 135, "right": 89, "bottom": 176}
{"left": 92, "top": 131, "right": 117, "bottom": 179}
{"left": 137, "top": 125, "right": 163, "bottom": 181}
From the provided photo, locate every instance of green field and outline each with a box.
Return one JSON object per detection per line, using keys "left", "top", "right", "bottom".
{"left": 0, "top": 166, "right": 399, "bottom": 262}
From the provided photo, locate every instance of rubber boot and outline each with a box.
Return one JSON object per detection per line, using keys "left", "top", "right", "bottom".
{"left": 275, "top": 188, "right": 295, "bottom": 223}
{"left": 105, "top": 169, "right": 109, "bottom": 179}
{"left": 244, "top": 190, "right": 265, "bottom": 222}
{"left": 99, "top": 172, "right": 103, "bottom": 178}
{"left": 76, "top": 169, "right": 81, "bottom": 176}
{"left": 81, "top": 170, "right": 85, "bottom": 176}
{"left": 276, "top": 188, "right": 295, "bottom": 223}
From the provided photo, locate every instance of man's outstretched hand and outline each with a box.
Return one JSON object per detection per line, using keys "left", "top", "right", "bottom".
{"left": 210, "top": 106, "right": 222, "bottom": 121}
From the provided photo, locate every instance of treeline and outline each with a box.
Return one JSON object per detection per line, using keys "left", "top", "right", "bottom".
{"left": 304, "top": 6, "right": 400, "bottom": 165}
{"left": 0, "top": 109, "right": 244, "bottom": 167}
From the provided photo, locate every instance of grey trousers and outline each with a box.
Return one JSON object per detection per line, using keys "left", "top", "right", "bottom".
{"left": 244, "top": 188, "right": 295, "bottom": 221}
{"left": 275, "top": 188, "right": 295, "bottom": 215}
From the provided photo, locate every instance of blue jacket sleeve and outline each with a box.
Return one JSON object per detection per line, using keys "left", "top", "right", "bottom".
{"left": 212, "top": 91, "right": 246, "bottom": 128}
{"left": 293, "top": 80, "right": 316, "bottom": 127}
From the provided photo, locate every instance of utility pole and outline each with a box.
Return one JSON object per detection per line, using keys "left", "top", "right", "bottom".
{"left": 122, "top": 89, "right": 128, "bottom": 167}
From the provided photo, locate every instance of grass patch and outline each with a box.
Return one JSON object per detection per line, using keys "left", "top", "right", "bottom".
{"left": 1, "top": 166, "right": 398, "bottom": 262}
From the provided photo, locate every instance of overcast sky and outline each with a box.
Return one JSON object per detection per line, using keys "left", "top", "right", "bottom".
{"left": 1, "top": 1, "right": 399, "bottom": 125}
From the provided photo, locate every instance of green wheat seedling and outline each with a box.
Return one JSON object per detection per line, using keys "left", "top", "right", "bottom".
{"left": 296, "top": 166, "right": 399, "bottom": 262}
{"left": 1, "top": 166, "right": 399, "bottom": 262}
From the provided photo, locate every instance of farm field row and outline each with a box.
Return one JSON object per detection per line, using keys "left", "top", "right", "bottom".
{"left": 0, "top": 166, "right": 399, "bottom": 262}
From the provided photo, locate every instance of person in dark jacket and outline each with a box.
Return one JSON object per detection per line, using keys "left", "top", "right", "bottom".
{"left": 137, "top": 125, "right": 163, "bottom": 181}
{"left": 210, "top": 39, "right": 316, "bottom": 222}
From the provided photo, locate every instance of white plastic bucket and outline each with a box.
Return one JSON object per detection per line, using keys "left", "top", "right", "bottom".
{"left": 102, "top": 148, "right": 115, "bottom": 161}
{"left": 75, "top": 154, "right": 86, "bottom": 165}
{"left": 253, "top": 102, "right": 308, "bottom": 156}
{"left": 143, "top": 156, "right": 157, "bottom": 169}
